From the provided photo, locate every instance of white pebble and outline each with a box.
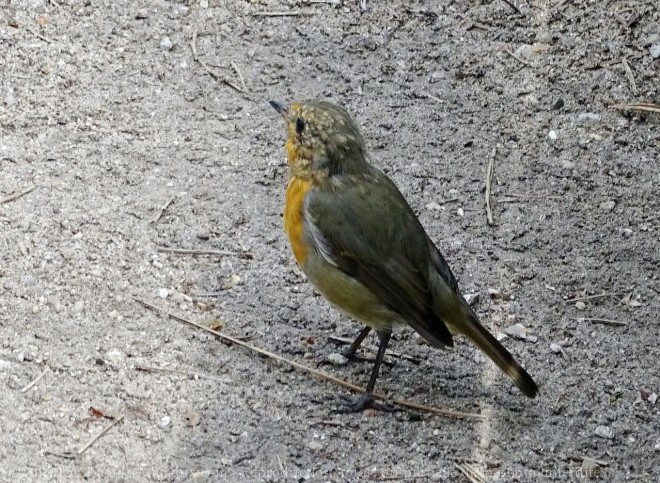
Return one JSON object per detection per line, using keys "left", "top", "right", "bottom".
{"left": 575, "top": 301, "right": 586, "bottom": 311}
{"left": 594, "top": 425, "right": 614, "bottom": 439}
{"left": 548, "top": 130, "right": 557, "bottom": 140}
{"left": 160, "top": 37, "right": 173, "bottom": 51}
{"left": 159, "top": 415, "right": 172, "bottom": 428}
{"left": 650, "top": 44, "right": 660, "bottom": 59}
{"left": 157, "top": 288, "right": 169, "bottom": 299}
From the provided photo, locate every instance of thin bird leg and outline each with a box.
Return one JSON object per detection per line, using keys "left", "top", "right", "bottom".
{"left": 342, "top": 326, "right": 372, "bottom": 360}
{"left": 338, "top": 331, "right": 396, "bottom": 413}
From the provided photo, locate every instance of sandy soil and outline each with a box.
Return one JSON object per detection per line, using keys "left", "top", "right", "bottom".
{"left": 1, "top": 0, "right": 659, "bottom": 481}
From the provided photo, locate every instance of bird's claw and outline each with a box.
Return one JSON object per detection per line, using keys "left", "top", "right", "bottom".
{"left": 335, "top": 394, "right": 398, "bottom": 413}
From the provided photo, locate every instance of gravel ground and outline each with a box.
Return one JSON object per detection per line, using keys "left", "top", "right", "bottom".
{"left": 1, "top": 0, "right": 659, "bottom": 481}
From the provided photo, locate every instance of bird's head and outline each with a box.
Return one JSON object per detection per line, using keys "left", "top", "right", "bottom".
{"left": 270, "top": 100, "right": 369, "bottom": 177}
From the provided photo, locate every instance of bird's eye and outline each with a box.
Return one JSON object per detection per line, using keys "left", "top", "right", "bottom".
{"left": 295, "top": 118, "right": 305, "bottom": 134}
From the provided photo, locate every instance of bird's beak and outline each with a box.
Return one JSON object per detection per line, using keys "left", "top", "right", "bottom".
{"left": 269, "top": 100, "right": 289, "bottom": 117}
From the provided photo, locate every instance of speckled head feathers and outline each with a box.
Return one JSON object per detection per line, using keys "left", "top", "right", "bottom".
{"left": 270, "top": 100, "right": 369, "bottom": 176}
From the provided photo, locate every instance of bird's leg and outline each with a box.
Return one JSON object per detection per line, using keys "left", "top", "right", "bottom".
{"left": 342, "top": 326, "right": 372, "bottom": 362}
{"left": 337, "top": 330, "right": 397, "bottom": 413}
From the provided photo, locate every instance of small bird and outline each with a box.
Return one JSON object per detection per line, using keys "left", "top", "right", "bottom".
{"left": 270, "top": 100, "right": 538, "bottom": 412}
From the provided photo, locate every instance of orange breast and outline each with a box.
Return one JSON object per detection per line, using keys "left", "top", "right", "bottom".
{"left": 284, "top": 176, "right": 312, "bottom": 266}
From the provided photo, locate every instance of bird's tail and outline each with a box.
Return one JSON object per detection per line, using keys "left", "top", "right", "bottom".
{"left": 458, "top": 306, "right": 538, "bottom": 398}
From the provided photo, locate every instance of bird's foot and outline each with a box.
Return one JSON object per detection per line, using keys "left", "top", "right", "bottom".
{"left": 335, "top": 394, "right": 398, "bottom": 413}
{"left": 341, "top": 349, "right": 376, "bottom": 364}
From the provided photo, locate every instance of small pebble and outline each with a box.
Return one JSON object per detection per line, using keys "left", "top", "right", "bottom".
{"left": 548, "top": 130, "right": 557, "bottom": 140}
{"left": 575, "top": 112, "right": 601, "bottom": 123}
{"left": 308, "top": 440, "right": 324, "bottom": 451}
{"left": 514, "top": 44, "right": 532, "bottom": 60}
{"left": 32, "top": 306, "right": 40, "bottom": 314}
{"left": 326, "top": 353, "right": 348, "bottom": 366}
{"left": 575, "top": 301, "right": 586, "bottom": 311}
{"left": 159, "top": 415, "right": 172, "bottom": 428}
{"left": 0, "top": 359, "right": 11, "bottom": 371}
{"left": 457, "top": 207, "right": 464, "bottom": 217}
{"left": 600, "top": 200, "right": 615, "bottom": 211}
{"left": 158, "top": 288, "right": 169, "bottom": 299}
{"left": 550, "top": 343, "right": 562, "bottom": 354}
{"left": 650, "top": 44, "right": 660, "bottom": 59}
{"left": 160, "top": 37, "right": 173, "bottom": 51}
{"left": 594, "top": 425, "right": 614, "bottom": 439}
{"left": 74, "top": 300, "right": 85, "bottom": 313}
{"left": 561, "top": 160, "right": 576, "bottom": 169}
{"left": 104, "top": 349, "right": 124, "bottom": 367}
{"left": 552, "top": 98, "right": 564, "bottom": 110}
{"left": 581, "top": 457, "right": 601, "bottom": 478}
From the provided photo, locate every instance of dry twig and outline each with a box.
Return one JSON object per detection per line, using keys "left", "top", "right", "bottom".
{"left": 621, "top": 58, "right": 638, "bottom": 95}
{"left": 485, "top": 148, "right": 495, "bottom": 225}
{"left": 252, "top": 11, "right": 301, "bottom": 17}
{"left": 230, "top": 61, "right": 247, "bottom": 92}
{"left": 78, "top": 413, "right": 125, "bottom": 455}
{"left": 565, "top": 292, "right": 625, "bottom": 303}
{"left": 156, "top": 246, "right": 251, "bottom": 258}
{"left": 190, "top": 30, "right": 243, "bottom": 92}
{"left": 0, "top": 185, "right": 36, "bottom": 204}
{"left": 135, "top": 364, "right": 231, "bottom": 384}
{"left": 21, "top": 366, "right": 50, "bottom": 393}
{"left": 573, "top": 317, "right": 628, "bottom": 326}
{"left": 500, "top": 0, "right": 522, "bottom": 14}
{"left": 608, "top": 103, "right": 660, "bottom": 114}
{"left": 132, "top": 297, "right": 485, "bottom": 420}
{"left": 147, "top": 196, "right": 176, "bottom": 224}
{"left": 456, "top": 462, "right": 487, "bottom": 483}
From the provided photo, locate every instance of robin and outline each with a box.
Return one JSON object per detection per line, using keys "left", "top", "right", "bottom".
{"left": 270, "top": 100, "right": 538, "bottom": 412}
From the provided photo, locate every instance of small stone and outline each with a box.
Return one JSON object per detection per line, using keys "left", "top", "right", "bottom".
{"left": 104, "top": 349, "right": 124, "bottom": 367}
{"left": 0, "top": 359, "right": 11, "bottom": 371}
{"left": 200, "top": 0, "right": 208, "bottom": 7}
{"left": 157, "top": 288, "right": 169, "bottom": 299}
{"left": 90, "top": 269, "right": 102, "bottom": 278}
{"left": 548, "top": 130, "right": 557, "bottom": 140}
{"left": 307, "top": 440, "right": 324, "bottom": 451}
{"left": 160, "top": 37, "right": 173, "bottom": 51}
{"left": 575, "top": 112, "right": 601, "bottom": 123}
{"left": 479, "top": 436, "right": 491, "bottom": 449}
{"left": 457, "top": 207, "right": 464, "bottom": 217}
{"left": 561, "top": 160, "right": 576, "bottom": 169}
{"left": 550, "top": 343, "right": 562, "bottom": 354}
{"left": 74, "top": 300, "right": 85, "bottom": 313}
{"left": 600, "top": 200, "right": 615, "bottom": 211}
{"left": 159, "top": 415, "right": 172, "bottom": 428}
{"left": 426, "top": 201, "right": 442, "bottom": 211}
{"left": 464, "top": 293, "right": 480, "bottom": 307}
{"left": 183, "top": 410, "right": 201, "bottom": 427}
{"left": 575, "top": 301, "right": 586, "bottom": 311}
{"left": 325, "top": 353, "right": 348, "bottom": 366}
{"left": 650, "top": 44, "right": 660, "bottom": 59}
{"left": 594, "top": 425, "right": 614, "bottom": 439}
{"left": 552, "top": 98, "right": 564, "bottom": 110}
{"left": 581, "top": 457, "right": 601, "bottom": 478}
{"left": 32, "top": 306, "right": 40, "bottom": 314}
{"left": 514, "top": 44, "right": 532, "bottom": 60}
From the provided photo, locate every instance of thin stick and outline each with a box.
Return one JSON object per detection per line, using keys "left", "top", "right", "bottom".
{"left": 572, "top": 317, "right": 628, "bottom": 326}
{"left": 621, "top": 58, "right": 638, "bottom": 95}
{"left": 503, "top": 48, "right": 531, "bottom": 66}
{"left": 147, "top": 196, "right": 176, "bottom": 224}
{"left": 132, "top": 297, "right": 485, "bottom": 420}
{"left": 0, "top": 185, "right": 36, "bottom": 204}
{"left": 156, "top": 246, "right": 249, "bottom": 258}
{"left": 553, "top": 0, "right": 571, "bottom": 9}
{"left": 27, "top": 27, "right": 52, "bottom": 43}
{"left": 500, "top": 0, "right": 521, "bottom": 14}
{"left": 252, "top": 11, "right": 301, "bottom": 17}
{"left": 565, "top": 292, "right": 625, "bottom": 303}
{"left": 456, "top": 462, "right": 487, "bottom": 483}
{"left": 77, "top": 413, "right": 125, "bottom": 455}
{"left": 485, "top": 148, "right": 495, "bottom": 226}
{"left": 230, "top": 61, "right": 247, "bottom": 92}
{"left": 190, "top": 30, "right": 243, "bottom": 92}
{"left": 134, "top": 364, "right": 231, "bottom": 384}
{"left": 21, "top": 366, "right": 50, "bottom": 392}
{"left": 502, "top": 193, "right": 562, "bottom": 200}
{"left": 608, "top": 103, "right": 660, "bottom": 114}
